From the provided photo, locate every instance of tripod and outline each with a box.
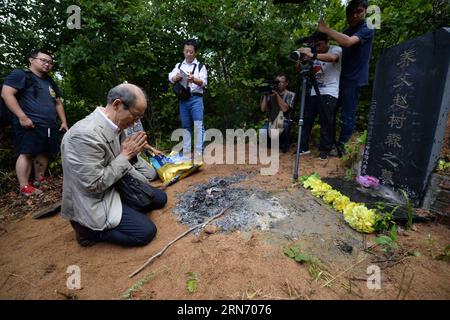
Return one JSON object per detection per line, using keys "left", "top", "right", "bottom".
{"left": 292, "top": 60, "right": 322, "bottom": 181}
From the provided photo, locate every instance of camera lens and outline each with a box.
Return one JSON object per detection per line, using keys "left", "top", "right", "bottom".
{"left": 289, "top": 51, "right": 301, "bottom": 62}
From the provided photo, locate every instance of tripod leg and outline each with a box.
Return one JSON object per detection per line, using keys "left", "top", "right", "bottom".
{"left": 293, "top": 77, "right": 308, "bottom": 181}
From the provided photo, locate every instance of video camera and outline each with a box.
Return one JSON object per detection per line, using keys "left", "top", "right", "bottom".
{"left": 258, "top": 79, "right": 280, "bottom": 95}
{"left": 288, "top": 34, "right": 318, "bottom": 63}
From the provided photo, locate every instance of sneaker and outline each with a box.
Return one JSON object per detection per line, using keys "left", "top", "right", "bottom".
{"left": 336, "top": 144, "right": 346, "bottom": 158}
{"left": 20, "top": 184, "right": 43, "bottom": 196}
{"left": 33, "top": 176, "right": 51, "bottom": 187}
{"left": 329, "top": 148, "right": 338, "bottom": 157}
{"left": 318, "top": 151, "right": 328, "bottom": 161}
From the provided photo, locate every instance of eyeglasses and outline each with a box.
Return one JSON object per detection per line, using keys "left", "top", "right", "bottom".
{"left": 128, "top": 108, "right": 145, "bottom": 120}
{"left": 35, "top": 57, "right": 54, "bottom": 66}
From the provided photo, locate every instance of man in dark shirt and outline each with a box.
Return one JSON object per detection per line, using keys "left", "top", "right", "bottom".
{"left": 1, "top": 49, "right": 68, "bottom": 196}
{"left": 317, "top": 0, "right": 374, "bottom": 156}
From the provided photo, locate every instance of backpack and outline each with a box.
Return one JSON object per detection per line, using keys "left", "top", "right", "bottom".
{"left": 172, "top": 62, "right": 204, "bottom": 101}
{"left": 0, "top": 68, "right": 58, "bottom": 126}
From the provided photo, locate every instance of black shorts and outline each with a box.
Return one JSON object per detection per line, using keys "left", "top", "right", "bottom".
{"left": 13, "top": 125, "right": 61, "bottom": 158}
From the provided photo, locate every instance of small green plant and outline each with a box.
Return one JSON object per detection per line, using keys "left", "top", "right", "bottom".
{"left": 342, "top": 130, "right": 367, "bottom": 163}
{"left": 420, "top": 234, "right": 438, "bottom": 258}
{"left": 186, "top": 272, "right": 198, "bottom": 294}
{"left": 436, "top": 245, "right": 450, "bottom": 262}
{"left": 436, "top": 159, "right": 450, "bottom": 174}
{"left": 122, "top": 272, "right": 156, "bottom": 300}
{"left": 373, "top": 202, "right": 398, "bottom": 232}
{"left": 300, "top": 172, "right": 320, "bottom": 183}
{"left": 284, "top": 246, "right": 332, "bottom": 284}
{"left": 399, "top": 190, "right": 414, "bottom": 230}
{"left": 374, "top": 224, "right": 399, "bottom": 253}
{"left": 344, "top": 168, "right": 356, "bottom": 181}
{"left": 421, "top": 235, "right": 450, "bottom": 261}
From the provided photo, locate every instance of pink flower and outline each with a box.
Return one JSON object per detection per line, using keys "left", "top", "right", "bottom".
{"left": 356, "top": 175, "right": 380, "bottom": 188}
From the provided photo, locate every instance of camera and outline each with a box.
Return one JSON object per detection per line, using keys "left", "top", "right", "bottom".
{"left": 288, "top": 34, "right": 318, "bottom": 63}
{"left": 258, "top": 79, "right": 280, "bottom": 95}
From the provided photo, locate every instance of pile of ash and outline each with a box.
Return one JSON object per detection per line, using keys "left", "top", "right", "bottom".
{"left": 173, "top": 173, "right": 291, "bottom": 233}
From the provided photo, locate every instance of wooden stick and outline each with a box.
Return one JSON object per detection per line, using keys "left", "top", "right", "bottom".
{"left": 321, "top": 256, "right": 368, "bottom": 288}
{"left": 129, "top": 202, "right": 235, "bottom": 278}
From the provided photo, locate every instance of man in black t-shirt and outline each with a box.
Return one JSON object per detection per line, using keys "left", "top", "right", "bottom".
{"left": 1, "top": 49, "right": 68, "bottom": 196}
{"left": 317, "top": 0, "right": 374, "bottom": 156}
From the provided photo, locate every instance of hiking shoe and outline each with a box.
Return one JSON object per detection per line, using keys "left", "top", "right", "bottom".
{"left": 20, "top": 184, "right": 43, "bottom": 196}
{"left": 318, "top": 151, "right": 328, "bottom": 161}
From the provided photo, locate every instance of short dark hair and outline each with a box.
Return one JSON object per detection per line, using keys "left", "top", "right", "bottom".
{"left": 346, "top": 0, "right": 368, "bottom": 13}
{"left": 28, "top": 48, "right": 53, "bottom": 59}
{"left": 183, "top": 39, "right": 198, "bottom": 51}
{"left": 312, "top": 32, "right": 329, "bottom": 43}
{"left": 106, "top": 85, "right": 137, "bottom": 109}
{"left": 274, "top": 72, "right": 288, "bottom": 81}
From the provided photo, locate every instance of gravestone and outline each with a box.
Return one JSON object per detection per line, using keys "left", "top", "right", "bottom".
{"left": 361, "top": 28, "right": 450, "bottom": 206}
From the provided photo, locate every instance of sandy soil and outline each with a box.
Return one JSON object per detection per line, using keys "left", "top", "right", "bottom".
{"left": 0, "top": 146, "right": 449, "bottom": 300}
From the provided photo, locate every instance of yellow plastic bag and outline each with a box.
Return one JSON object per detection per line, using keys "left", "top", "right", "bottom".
{"left": 148, "top": 152, "right": 202, "bottom": 186}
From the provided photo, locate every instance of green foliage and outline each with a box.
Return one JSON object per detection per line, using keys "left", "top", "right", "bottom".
{"left": 344, "top": 168, "right": 356, "bottom": 182}
{"left": 300, "top": 171, "right": 320, "bottom": 183}
{"left": 284, "top": 246, "right": 311, "bottom": 263}
{"left": 1, "top": 0, "right": 448, "bottom": 175}
{"left": 186, "top": 272, "right": 198, "bottom": 294}
{"left": 436, "top": 159, "right": 450, "bottom": 175}
{"left": 399, "top": 189, "right": 414, "bottom": 230}
{"left": 420, "top": 235, "right": 450, "bottom": 261}
{"left": 284, "top": 245, "right": 331, "bottom": 283}
{"left": 436, "top": 245, "right": 450, "bottom": 262}
{"left": 374, "top": 224, "right": 399, "bottom": 253}
{"left": 122, "top": 272, "right": 156, "bottom": 300}
{"left": 342, "top": 130, "right": 367, "bottom": 163}
{"left": 373, "top": 201, "right": 398, "bottom": 232}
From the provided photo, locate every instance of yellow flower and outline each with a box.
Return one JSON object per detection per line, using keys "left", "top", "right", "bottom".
{"left": 303, "top": 176, "right": 321, "bottom": 189}
{"left": 343, "top": 202, "right": 358, "bottom": 216}
{"left": 343, "top": 204, "right": 376, "bottom": 233}
{"left": 301, "top": 173, "right": 378, "bottom": 234}
{"left": 310, "top": 182, "right": 332, "bottom": 198}
{"left": 324, "top": 190, "right": 342, "bottom": 204}
{"left": 333, "top": 195, "right": 351, "bottom": 213}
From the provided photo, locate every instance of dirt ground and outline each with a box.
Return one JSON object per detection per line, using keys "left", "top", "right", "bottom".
{"left": 0, "top": 145, "right": 449, "bottom": 300}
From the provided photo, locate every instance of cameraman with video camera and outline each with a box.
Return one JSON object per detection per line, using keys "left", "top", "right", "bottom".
{"left": 260, "top": 72, "right": 296, "bottom": 153}
{"left": 297, "top": 32, "right": 342, "bottom": 160}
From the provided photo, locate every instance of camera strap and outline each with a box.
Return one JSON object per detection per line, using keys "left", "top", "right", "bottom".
{"left": 177, "top": 61, "right": 204, "bottom": 74}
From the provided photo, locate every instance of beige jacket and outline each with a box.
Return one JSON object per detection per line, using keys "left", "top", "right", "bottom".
{"left": 61, "top": 107, "right": 156, "bottom": 231}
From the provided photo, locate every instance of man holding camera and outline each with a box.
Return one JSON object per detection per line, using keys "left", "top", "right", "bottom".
{"left": 260, "top": 72, "right": 296, "bottom": 153}
{"left": 298, "top": 32, "right": 342, "bottom": 160}
{"left": 317, "top": 0, "right": 374, "bottom": 156}
{"left": 168, "top": 39, "right": 208, "bottom": 161}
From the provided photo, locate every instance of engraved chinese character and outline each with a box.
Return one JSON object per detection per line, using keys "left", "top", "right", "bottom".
{"left": 396, "top": 49, "right": 416, "bottom": 69}
{"left": 381, "top": 169, "right": 394, "bottom": 184}
{"left": 394, "top": 73, "right": 413, "bottom": 89}
{"left": 382, "top": 152, "right": 404, "bottom": 168}
{"left": 384, "top": 133, "right": 402, "bottom": 148}
{"left": 388, "top": 113, "right": 407, "bottom": 129}
{"left": 390, "top": 94, "right": 408, "bottom": 109}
